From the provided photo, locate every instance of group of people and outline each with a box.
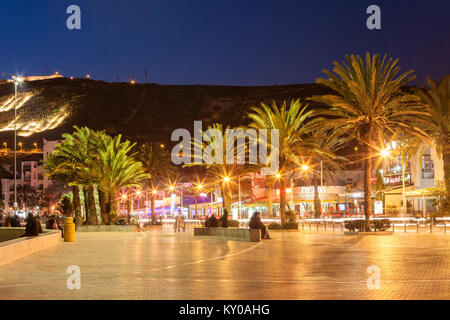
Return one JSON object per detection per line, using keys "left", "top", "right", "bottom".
{"left": 203, "top": 209, "right": 271, "bottom": 239}
{"left": 0, "top": 213, "right": 22, "bottom": 227}
{"left": 0, "top": 212, "right": 62, "bottom": 237}
{"left": 204, "top": 208, "right": 229, "bottom": 228}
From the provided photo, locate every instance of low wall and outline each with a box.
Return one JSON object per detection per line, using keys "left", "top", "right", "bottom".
{"left": 0, "top": 229, "right": 61, "bottom": 267}
{"left": 194, "top": 227, "right": 261, "bottom": 242}
{"left": 76, "top": 225, "right": 138, "bottom": 232}
{"left": 0, "top": 227, "right": 27, "bottom": 242}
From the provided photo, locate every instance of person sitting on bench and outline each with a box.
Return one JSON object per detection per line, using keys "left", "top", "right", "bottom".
{"left": 249, "top": 212, "right": 271, "bottom": 239}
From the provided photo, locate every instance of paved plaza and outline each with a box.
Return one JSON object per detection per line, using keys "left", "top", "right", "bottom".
{"left": 0, "top": 228, "right": 449, "bottom": 300}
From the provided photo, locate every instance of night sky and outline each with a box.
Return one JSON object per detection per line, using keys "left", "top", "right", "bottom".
{"left": 1, "top": 0, "right": 449, "bottom": 85}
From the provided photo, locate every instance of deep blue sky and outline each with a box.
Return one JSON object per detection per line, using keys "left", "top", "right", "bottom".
{"left": 0, "top": 0, "right": 449, "bottom": 85}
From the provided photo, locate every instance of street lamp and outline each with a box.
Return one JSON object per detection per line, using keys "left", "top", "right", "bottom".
{"left": 12, "top": 75, "right": 23, "bottom": 213}
{"left": 301, "top": 162, "right": 323, "bottom": 187}
{"left": 380, "top": 149, "right": 389, "bottom": 158}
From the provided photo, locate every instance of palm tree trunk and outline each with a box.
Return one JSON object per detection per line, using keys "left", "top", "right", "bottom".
{"left": 443, "top": 152, "right": 450, "bottom": 212}
{"left": 194, "top": 191, "right": 198, "bottom": 219}
{"left": 280, "top": 178, "right": 287, "bottom": 223}
{"left": 126, "top": 196, "right": 131, "bottom": 223}
{"left": 402, "top": 165, "right": 406, "bottom": 216}
{"left": 151, "top": 195, "right": 156, "bottom": 222}
{"left": 364, "top": 150, "right": 373, "bottom": 231}
{"left": 87, "top": 185, "right": 98, "bottom": 225}
{"left": 73, "top": 185, "right": 82, "bottom": 226}
{"left": 313, "top": 171, "right": 320, "bottom": 218}
{"left": 98, "top": 189, "right": 109, "bottom": 224}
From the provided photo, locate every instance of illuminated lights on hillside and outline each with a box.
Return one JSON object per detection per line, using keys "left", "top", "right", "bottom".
{"left": 0, "top": 93, "right": 69, "bottom": 136}
{"left": 0, "top": 94, "right": 34, "bottom": 112}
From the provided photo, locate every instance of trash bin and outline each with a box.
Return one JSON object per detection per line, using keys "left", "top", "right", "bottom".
{"left": 64, "top": 217, "right": 75, "bottom": 242}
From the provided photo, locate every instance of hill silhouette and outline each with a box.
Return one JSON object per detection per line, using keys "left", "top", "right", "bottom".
{"left": 0, "top": 78, "right": 331, "bottom": 147}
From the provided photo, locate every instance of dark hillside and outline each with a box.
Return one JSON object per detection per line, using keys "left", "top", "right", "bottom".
{"left": 0, "top": 78, "right": 331, "bottom": 146}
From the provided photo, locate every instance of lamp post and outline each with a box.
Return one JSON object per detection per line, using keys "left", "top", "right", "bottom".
{"left": 238, "top": 176, "right": 241, "bottom": 219}
{"left": 12, "top": 75, "right": 23, "bottom": 213}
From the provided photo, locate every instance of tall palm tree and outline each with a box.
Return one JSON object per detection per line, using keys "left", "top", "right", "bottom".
{"left": 44, "top": 152, "right": 83, "bottom": 225}
{"left": 185, "top": 123, "right": 256, "bottom": 215}
{"left": 17, "top": 184, "right": 38, "bottom": 210}
{"left": 415, "top": 76, "right": 450, "bottom": 205}
{"left": 139, "top": 142, "right": 176, "bottom": 219}
{"left": 247, "top": 99, "right": 323, "bottom": 223}
{"left": 96, "top": 135, "right": 149, "bottom": 221}
{"left": 310, "top": 53, "right": 430, "bottom": 229}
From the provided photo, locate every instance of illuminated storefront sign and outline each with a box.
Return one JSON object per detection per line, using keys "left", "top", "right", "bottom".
{"left": 383, "top": 173, "right": 410, "bottom": 185}
{"left": 299, "top": 186, "right": 327, "bottom": 194}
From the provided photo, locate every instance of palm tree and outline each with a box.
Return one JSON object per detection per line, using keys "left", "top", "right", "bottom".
{"left": 44, "top": 152, "right": 84, "bottom": 225}
{"left": 139, "top": 142, "right": 176, "bottom": 219}
{"left": 415, "top": 76, "right": 450, "bottom": 206}
{"left": 310, "top": 53, "right": 430, "bottom": 230}
{"left": 45, "top": 127, "right": 100, "bottom": 225}
{"left": 95, "top": 135, "right": 149, "bottom": 221}
{"left": 40, "top": 182, "right": 67, "bottom": 216}
{"left": 185, "top": 123, "right": 256, "bottom": 215}
{"left": 247, "top": 99, "right": 322, "bottom": 223}
{"left": 17, "top": 184, "right": 38, "bottom": 210}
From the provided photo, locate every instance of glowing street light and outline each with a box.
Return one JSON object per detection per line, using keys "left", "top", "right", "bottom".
{"left": 122, "top": 194, "right": 127, "bottom": 200}
{"left": 33, "top": 142, "right": 37, "bottom": 150}
{"left": 301, "top": 164, "right": 309, "bottom": 171}
{"left": 223, "top": 176, "right": 230, "bottom": 183}
{"left": 18, "top": 142, "right": 22, "bottom": 151}
{"left": 169, "top": 185, "right": 175, "bottom": 191}
{"left": 380, "top": 149, "right": 389, "bottom": 157}
{"left": 275, "top": 173, "right": 281, "bottom": 179}
{"left": 152, "top": 189, "right": 158, "bottom": 195}
{"left": 197, "top": 184, "right": 203, "bottom": 190}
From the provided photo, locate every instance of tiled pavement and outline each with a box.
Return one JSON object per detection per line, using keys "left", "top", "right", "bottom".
{"left": 0, "top": 229, "right": 449, "bottom": 299}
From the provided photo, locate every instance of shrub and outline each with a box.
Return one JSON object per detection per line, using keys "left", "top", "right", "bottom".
{"left": 268, "top": 222, "right": 281, "bottom": 230}
{"left": 344, "top": 220, "right": 366, "bottom": 232}
{"left": 281, "top": 222, "right": 298, "bottom": 230}
{"left": 371, "top": 219, "right": 391, "bottom": 231}
{"left": 227, "top": 220, "right": 240, "bottom": 227}
{"left": 115, "top": 217, "right": 128, "bottom": 225}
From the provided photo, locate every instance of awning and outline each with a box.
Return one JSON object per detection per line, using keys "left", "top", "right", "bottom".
{"left": 404, "top": 186, "right": 445, "bottom": 198}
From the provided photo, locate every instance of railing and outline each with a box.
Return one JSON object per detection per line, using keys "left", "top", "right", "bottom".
{"left": 299, "top": 217, "right": 450, "bottom": 234}
{"left": 147, "top": 217, "right": 450, "bottom": 234}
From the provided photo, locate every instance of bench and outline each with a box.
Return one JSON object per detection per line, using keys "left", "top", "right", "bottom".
{"left": 194, "top": 227, "right": 261, "bottom": 242}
